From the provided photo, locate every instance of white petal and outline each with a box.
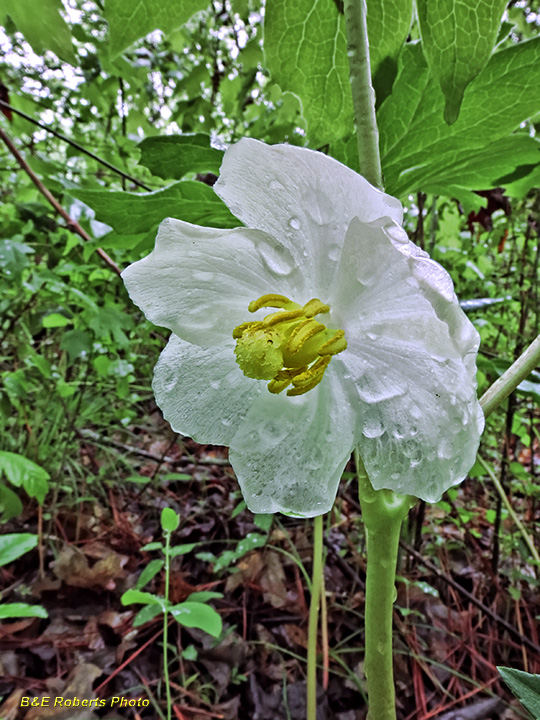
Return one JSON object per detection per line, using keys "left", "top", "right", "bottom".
{"left": 214, "top": 139, "right": 402, "bottom": 298}
{"left": 332, "top": 217, "right": 484, "bottom": 501}
{"left": 122, "top": 218, "right": 305, "bottom": 347}
{"left": 153, "top": 334, "right": 262, "bottom": 445}
{"left": 229, "top": 369, "right": 356, "bottom": 517}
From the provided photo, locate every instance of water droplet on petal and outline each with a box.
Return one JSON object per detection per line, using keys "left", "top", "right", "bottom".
{"left": 289, "top": 217, "right": 301, "bottom": 230}
{"left": 258, "top": 242, "right": 295, "bottom": 277}
{"left": 362, "top": 414, "right": 384, "bottom": 439}
{"left": 392, "top": 425, "right": 406, "bottom": 440}
{"left": 328, "top": 243, "right": 341, "bottom": 262}
{"left": 356, "top": 264, "right": 377, "bottom": 286}
{"left": 163, "top": 375, "right": 176, "bottom": 392}
{"left": 385, "top": 224, "right": 409, "bottom": 245}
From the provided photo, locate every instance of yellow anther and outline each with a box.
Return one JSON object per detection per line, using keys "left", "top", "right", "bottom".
{"left": 263, "top": 309, "right": 304, "bottom": 327}
{"left": 287, "top": 357, "right": 331, "bottom": 396}
{"left": 248, "top": 294, "right": 292, "bottom": 313}
{"left": 232, "top": 321, "right": 257, "bottom": 339}
{"left": 287, "top": 318, "right": 325, "bottom": 354}
{"left": 233, "top": 293, "right": 346, "bottom": 397}
{"left": 291, "top": 356, "right": 331, "bottom": 387}
{"left": 318, "top": 329, "right": 347, "bottom": 355}
{"left": 302, "top": 299, "right": 330, "bottom": 318}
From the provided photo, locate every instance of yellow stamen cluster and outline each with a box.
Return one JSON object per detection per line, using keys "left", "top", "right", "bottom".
{"left": 233, "top": 293, "right": 347, "bottom": 396}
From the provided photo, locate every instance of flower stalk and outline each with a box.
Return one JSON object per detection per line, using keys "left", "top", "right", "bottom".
{"left": 480, "top": 333, "right": 540, "bottom": 418}
{"left": 356, "top": 452, "right": 412, "bottom": 720}
{"left": 343, "top": 0, "right": 383, "bottom": 189}
{"left": 307, "top": 514, "right": 324, "bottom": 720}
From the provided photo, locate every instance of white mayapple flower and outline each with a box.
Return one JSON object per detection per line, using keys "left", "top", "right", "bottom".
{"left": 122, "top": 139, "right": 484, "bottom": 518}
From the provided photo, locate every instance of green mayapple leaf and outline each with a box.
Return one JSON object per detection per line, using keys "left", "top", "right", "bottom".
{"left": 0, "top": 452, "right": 50, "bottom": 505}
{"left": 375, "top": 38, "right": 540, "bottom": 201}
{"left": 264, "top": 0, "right": 353, "bottom": 145}
{"left": 104, "top": 0, "right": 209, "bottom": 58}
{"left": 367, "top": 0, "right": 413, "bottom": 104}
{"left": 138, "top": 135, "right": 223, "bottom": 180}
{"left": 416, "top": 0, "right": 507, "bottom": 124}
{"left": 498, "top": 667, "right": 540, "bottom": 719}
{"left": 0, "top": 533, "right": 38, "bottom": 567}
{"left": 2, "top": 0, "right": 77, "bottom": 65}
{"left": 71, "top": 182, "right": 238, "bottom": 236}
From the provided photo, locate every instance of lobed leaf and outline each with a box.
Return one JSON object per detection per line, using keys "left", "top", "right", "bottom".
{"left": 105, "top": 0, "right": 209, "bottom": 57}
{"left": 264, "top": 0, "right": 353, "bottom": 145}
{"left": 138, "top": 134, "right": 223, "bottom": 180}
{"left": 72, "top": 182, "right": 239, "bottom": 236}
{"left": 416, "top": 0, "right": 507, "bottom": 124}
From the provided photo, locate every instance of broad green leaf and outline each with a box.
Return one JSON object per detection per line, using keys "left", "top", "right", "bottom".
{"left": 0, "top": 452, "right": 50, "bottom": 505}
{"left": 161, "top": 507, "right": 180, "bottom": 532}
{"left": 138, "top": 135, "right": 223, "bottom": 180}
{"left": 0, "top": 484, "right": 23, "bottom": 522}
{"left": 498, "top": 667, "right": 540, "bottom": 719}
{"left": 186, "top": 591, "right": 223, "bottom": 602}
{"left": 170, "top": 601, "right": 222, "bottom": 638}
{"left": 264, "top": 0, "right": 353, "bottom": 145}
{"left": 0, "top": 533, "right": 38, "bottom": 567}
{"left": 60, "top": 330, "right": 93, "bottom": 362}
{"left": 132, "top": 604, "right": 162, "bottom": 627}
{"left": 121, "top": 589, "right": 165, "bottom": 607}
{"left": 417, "top": 0, "right": 507, "bottom": 124}
{"left": 375, "top": 38, "right": 540, "bottom": 198}
{"left": 140, "top": 541, "right": 164, "bottom": 552}
{"left": 135, "top": 559, "right": 164, "bottom": 590}
{"left": 414, "top": 134, "right": 540, "bottom": 211}
{"left": 170, "top": 543, "right": 197, "bottom": 557}
{"left": 0, "top": 239, "right": 34, "bottom": 284}
{"left": 105, "top": 0, "right": 209, "bottom": 58}
{"left": 0, "top": 603, "right": 48, "bottom": 619}
{"left": 42, "top": 313, "right": 72, "bottom": 328}
{"left": 367, "top": 0, "right": 413, "bottom": 103}
{"left": 71, "top": 182, "right": 238, "bottom": 235}
{"left": 2, "top": 0, "right": 77, "bottom": 65}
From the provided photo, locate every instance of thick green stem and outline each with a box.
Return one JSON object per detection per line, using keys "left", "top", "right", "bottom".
{"left": 480, "top": 333, "right": 540, "bottom": 418}
{"left": 356, "top": 452, "right": 411, "bottom": 720}
{"left": 343, "top": 0, "right": 383, "bottom": 189}
{"left": 307, "top": 514, "right": 324, "bottom": 720}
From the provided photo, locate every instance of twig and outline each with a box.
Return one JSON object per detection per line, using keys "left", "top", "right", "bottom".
{"left": 477, "top": 453, "right": 540, "bottom": 567}
{"left": 0, "top": 126, "right": 121, "bottom": 276}
{"left": 0, "top": 98, "right": 151, "bottom": 191}
{"left": 400, "top": 541, "right": 540, "bottom": 656}
{"left": 77, "top": 428, "right": 230, "bottom": 465}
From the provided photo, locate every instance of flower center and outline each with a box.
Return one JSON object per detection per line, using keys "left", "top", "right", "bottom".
{"left": 233, "top": 293, "right": 347, "bottom": 396}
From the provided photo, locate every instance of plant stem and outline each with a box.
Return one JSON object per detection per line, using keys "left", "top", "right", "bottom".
{"left": 343, "top": 0, "right": 383, "bottom": 189}
{"left": 355, "top": 452, "right": 411, "bottom": 720}
{"left": 163, "top": 529, "right": 172, "bottom": 720}
{"left": 477, "top": 453, "right": 540, "bottom": 566}
{"left": 307, "top": 514, "right": 324, "bottom": 720}
{"left": 480, "top": 333, "right": 540, "bottom": 418}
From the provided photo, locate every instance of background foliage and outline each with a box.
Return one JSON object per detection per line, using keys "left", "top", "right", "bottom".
{"left": 1, "top": 0, "right": 540, "bottom": 718}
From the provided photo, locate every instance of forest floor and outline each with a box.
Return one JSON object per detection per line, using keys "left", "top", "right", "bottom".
{"left": 1, "top": 406, "right": 539, "bottom": 720}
